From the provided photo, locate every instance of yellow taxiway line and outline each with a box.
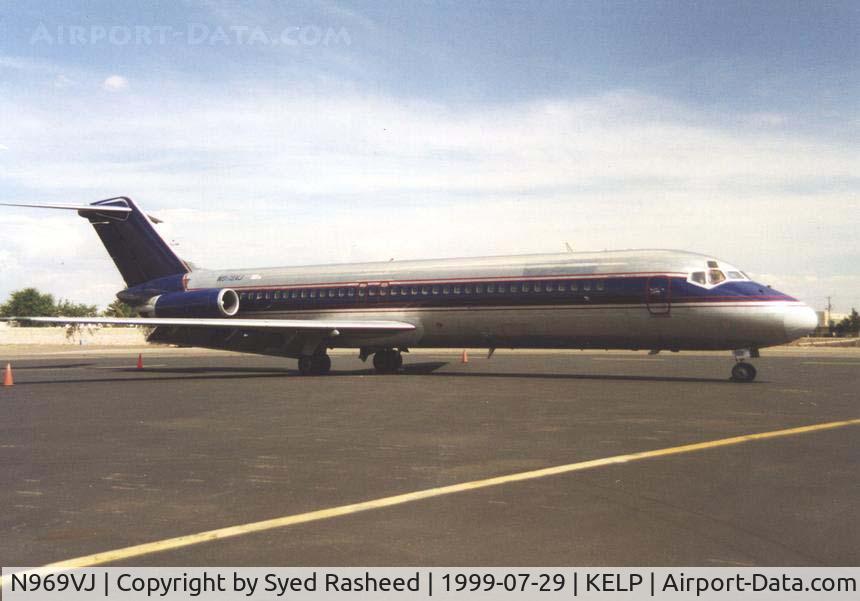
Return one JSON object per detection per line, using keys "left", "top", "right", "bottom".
{"left": 34, "top": 418, "right": 860, "bottom": 568}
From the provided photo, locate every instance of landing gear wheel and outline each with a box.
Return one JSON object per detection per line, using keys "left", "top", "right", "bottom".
{"left": 298, "top": 355, "right": 315, "bottom": 376}
{"left": 373, "top": 349, "right": 401, "bottom": 374}
{"left": 298, "top": 353, "right": 332, "bottom": 376}
{"left": 731, "top": 362, "right": 757, "bottom": 383}
{"left": 313, "top": 353, "right": 332, "bottom": 375}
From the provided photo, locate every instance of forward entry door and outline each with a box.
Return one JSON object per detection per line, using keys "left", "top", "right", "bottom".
{"left": 646, "top": 276, "right": 671, "bottom": 315}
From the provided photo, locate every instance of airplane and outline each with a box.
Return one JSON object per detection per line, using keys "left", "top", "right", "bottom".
{"left": 1, "top": 197, "right": 817, "bottom": 382}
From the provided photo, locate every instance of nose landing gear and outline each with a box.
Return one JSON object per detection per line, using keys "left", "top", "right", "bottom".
{"left": 730, "top": 348, "right": 758, "bottom": 382}
{"left": 731, "top": 362, "right": 757, "bottom": 383}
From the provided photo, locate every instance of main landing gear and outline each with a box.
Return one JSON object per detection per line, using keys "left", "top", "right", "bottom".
{"left": 730, "top": 348, "right": 759, "bottom": 383}
{"left": 297, "top": 351, "right": 331, "bottom": 376}
{"left": 372, "top": 349, "right": 403, "bottom": 374}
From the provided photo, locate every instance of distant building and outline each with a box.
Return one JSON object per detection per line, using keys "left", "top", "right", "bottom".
{"left": 816, "top": 310, "right": 849, "bottom": 329}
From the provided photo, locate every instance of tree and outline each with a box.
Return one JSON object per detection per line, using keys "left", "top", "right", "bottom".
{"left": 102, "top": 299, "right": 136, "bottom": 318}
{"left": 52, "top": 299, "right": 98, "bottom": 340}
{"left": 55, "top": 299, "right": 98, "bottom": 317}
{"left": 834, "top": 308, "right": 859, "bottom": 337}
{"left": 0, "top": 288, "right": 56, "bottom": 326}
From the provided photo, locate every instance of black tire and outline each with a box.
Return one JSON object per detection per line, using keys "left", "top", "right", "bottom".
{"left": 372, "top": 351, "right": 386, "bottom": 372}
{"left": 373, "top": 350, "right": 400, "bottom": 374}
{"left": 313, "top": 354, "right": 332, "bottom": 375}
{"left": 731, "top": 362, "right": 757, "bottom": 383}
{"left": 298, "top": 355, "right": 315, "bottom": 376}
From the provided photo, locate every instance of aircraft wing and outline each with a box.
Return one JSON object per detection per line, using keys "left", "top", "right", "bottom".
{"left": 1, "top": 316, "right": 415, "bottom": 333}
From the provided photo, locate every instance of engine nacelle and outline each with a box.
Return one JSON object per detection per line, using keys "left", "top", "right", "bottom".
{"left": 138, "top": 288, "right": 240, "bottom": 318}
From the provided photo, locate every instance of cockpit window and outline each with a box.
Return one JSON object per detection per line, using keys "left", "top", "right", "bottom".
{"left": 689, "top": 265, "right": 744, "bottom": 288}
{"left": 708, "top": 269, "right": 726, "bottom": 285}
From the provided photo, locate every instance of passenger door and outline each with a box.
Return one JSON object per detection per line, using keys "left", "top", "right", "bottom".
{"left": 646, "top": 276, "right": 671, "bottom": 315}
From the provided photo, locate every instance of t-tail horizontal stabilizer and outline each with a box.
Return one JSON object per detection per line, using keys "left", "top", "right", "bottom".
{"left": 1, "top": 197, "right": 189, "bottom": 287}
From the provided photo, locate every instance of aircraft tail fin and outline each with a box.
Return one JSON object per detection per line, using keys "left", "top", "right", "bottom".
{"left": 2, "top": 197, "right": 190, "bottom": 287}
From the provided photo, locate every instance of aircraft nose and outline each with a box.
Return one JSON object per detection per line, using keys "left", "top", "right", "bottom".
{"left": 783, "top": 305, "right": 818, "bottom": 341}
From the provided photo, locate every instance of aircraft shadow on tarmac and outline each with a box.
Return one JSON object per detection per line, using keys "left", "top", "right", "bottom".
{"left": 11, "top": 362, "right": 94, "bottom": 370}
{"left": 13, "top": 361, "right": 739, "bottom": 385}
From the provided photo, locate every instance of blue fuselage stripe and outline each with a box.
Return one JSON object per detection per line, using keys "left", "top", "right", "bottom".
{"left": 228, "top": 275, "right": 795, "bottom": 315}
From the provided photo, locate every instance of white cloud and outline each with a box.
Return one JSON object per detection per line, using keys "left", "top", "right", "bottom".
{"left": 101, "top": 75, "right": 129, "bottom": 92}
{"left": 0, "top": 88, "right": 857, "bottom": 309}
{"left": 53, "top": 74, "right": 75, "bottom": 89}
{"left": 0, "top": 144, "right": 8, "bottom": 151}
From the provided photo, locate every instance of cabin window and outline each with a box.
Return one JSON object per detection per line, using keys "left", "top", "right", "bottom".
{"left": 411, "top": 286, "right": 418, "bottom": 295}
{"left": 348, "top": 288, "right": 355, "bottom": 297}
{"left": 327, "top": 289, "right": 335, "bottom": 298}
{"left": 379, "top": 286, "right": 388, "bottom": 296}
{"left": 464, "top": 285, "right": 473, "bottom": 294}
{"left": 557, "top": 282, "right": 566, "bottom": 291}
{"left": 291, "top": 290, "right": 298, "bottom": 299}
{"left": 338, "top": 288, "right": 345, "bottom": 297}
{"left": 358, "top": 287, "right": 365, "bottom": 297}
{"left": 498, "top": 283, "right": 507, "bottom": 293}
{"left": 545, "top": 282, "right": 554, "bottom": 292}
{"left": 432, "top": 285, "right": 440, "bottom": 295}
{"left": 443, "top": 285, "right": 451, "bottom": 294}
{"left": 239, "top": 292, "right": 247, "bottom": 300}
{"left": 510, "top": 283, "right": 519, "bottom": 293}
{"left": 310, "top": 290, "right": 317, "bottom": 299}
{"left": 583, "top": 281, "right": 592, "bottom": 292}
{"left": 522, "top": 282, "right": 530, "bottom": 293}
{"left": 256, "top": 292, "right": 264, "bottom": 300}
{"left": 487, "top": 283, "right": 495, "bottom": 293}
{"left": 534, "top": 282, "right": 542, "bottom": 293}
{"left": 421, "top": 286, "right": 430, "bottom": 295}
{"left": 368, "top": 287, "right": 377, "bottom": 297}
{"left": 475, "top": 284, "right": 483, "bottom": 294}
{"left": 596, "top": 280, "right": 605, "bottom": 291}
{"left": 454, "top": 285, "right": 462, "bottom": 294}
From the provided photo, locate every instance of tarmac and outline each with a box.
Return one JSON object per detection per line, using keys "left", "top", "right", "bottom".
{"left": 1, "top": 347, "right": 858, "bottom": 567}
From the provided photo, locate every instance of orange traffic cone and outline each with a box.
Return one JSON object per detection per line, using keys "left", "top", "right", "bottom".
{"left": 461, "top": 349, "right": 469, "bottom": 364}
{"left": 3, "top": 363, "right": 13, "bottom": 387}
{"left": 136, "top": 353, "right": 143, "bottom": 370}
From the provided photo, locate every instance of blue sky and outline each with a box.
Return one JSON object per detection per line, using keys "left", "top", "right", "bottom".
{"left": 1, "top": 1, "right": 858, "bottom": 310}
